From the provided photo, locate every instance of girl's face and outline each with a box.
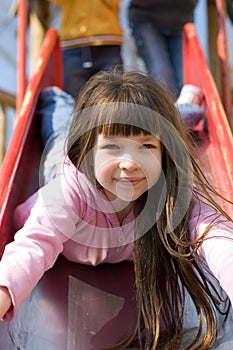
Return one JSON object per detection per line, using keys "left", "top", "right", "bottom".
{"left": 93, "top": 132, "right": 162, "bottom": 202}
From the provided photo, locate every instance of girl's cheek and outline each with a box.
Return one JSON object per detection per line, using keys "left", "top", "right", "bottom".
{"left": 94, "top": 162, "right": 115, "bottom": 183}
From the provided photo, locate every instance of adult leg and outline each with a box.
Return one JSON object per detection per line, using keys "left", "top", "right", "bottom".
{"left": 92, "top": 45, "right": 123, "bottom": 71}
{"left": 37, "top": 87, "right": 75, "bottom": 184}
{"left": 38, "top": 87, "right": 75, "bottom": 144}
{"left": 167, "top": 30, "right": 183, "bottom": 94}
{"left": 62, "top": 48, "right": 92, "bottom": 98}
{"left": 130, "top": 21, "right": 178, "bottom": 97}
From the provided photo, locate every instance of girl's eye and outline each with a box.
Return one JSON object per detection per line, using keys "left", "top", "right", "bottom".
{"left": 140, "top": 144, "right": 156, "bottom": 149}
{"left": 102, "top": 144, "right": 119, "bottom": 150}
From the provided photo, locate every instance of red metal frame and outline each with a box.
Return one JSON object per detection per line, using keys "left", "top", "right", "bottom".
{"left": 0, "top": 28, "right": 63, "bottom": 256}
{"left": 183, "top": 23, "right": 233, "bottom": 214}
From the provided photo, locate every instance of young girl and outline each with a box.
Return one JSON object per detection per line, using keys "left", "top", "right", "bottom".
{"left": 0, "top": 70, "right": 233, "bottom": 349}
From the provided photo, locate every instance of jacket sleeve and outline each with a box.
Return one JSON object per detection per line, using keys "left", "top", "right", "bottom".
{"left": 0, "top": 170, "right": 79, "bottom": 321}
{"left": 189, "top": 199, "right": 233, "bottom": 305}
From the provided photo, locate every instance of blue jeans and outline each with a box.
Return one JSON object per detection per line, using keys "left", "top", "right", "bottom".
{"left": 130, "top": 21, "right": 183, "bottom": 99}
{"left": 63, "top": 45, "right": 122, "bottom": 98}
{"left": 37, "top": 87, "right": 75, "bottom": 184}
{"left": 38, "top": 87, "right": 75, "bottom": 144}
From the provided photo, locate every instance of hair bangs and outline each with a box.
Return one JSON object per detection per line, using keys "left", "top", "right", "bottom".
{"left": 93, "top": 102, "right": 162, "bottom": 138}
{"left": 98, "top": 123, "right": 150, "bottom": 137}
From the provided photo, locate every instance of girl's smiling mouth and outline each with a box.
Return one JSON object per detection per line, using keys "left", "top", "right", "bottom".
{"left": 114, "top": 177, "right": 145, "bottom": 185}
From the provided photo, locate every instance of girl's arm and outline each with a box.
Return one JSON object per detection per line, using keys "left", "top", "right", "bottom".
{"left": 0, "top": 286, "right": 12, "bottom": 320}
{"left": 0, "top": 160, "right": 82, "bottom": 321}
{"left": 190, "top": 199, "right": 233, "bottom": 305}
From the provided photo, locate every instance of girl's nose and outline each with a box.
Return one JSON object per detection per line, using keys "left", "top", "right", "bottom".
{"left": 119, "top": 158, "right": 138, "bottom": 172}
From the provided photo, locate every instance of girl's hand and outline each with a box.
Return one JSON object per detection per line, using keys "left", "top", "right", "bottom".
{"left": 0, "top": 286, "right": 12, "bottom": 320}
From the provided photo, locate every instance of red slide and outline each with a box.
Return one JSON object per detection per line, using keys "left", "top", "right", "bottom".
{"left": 183, "top": 23, "right": 233, "bottom": 216}
{"left": 0, "top": 24, "right": 232, "bottom": 349}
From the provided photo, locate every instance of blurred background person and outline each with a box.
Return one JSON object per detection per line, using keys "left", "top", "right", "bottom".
{"left": 48, "top": 0, "right": 123, "bottom": 98}
{"left": 128, "top": 0, "right": 198, "bottom": 99}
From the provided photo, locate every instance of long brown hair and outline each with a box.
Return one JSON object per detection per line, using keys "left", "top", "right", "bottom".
{"left": 67, "top": 69, "right": 232, "bottom": 349}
